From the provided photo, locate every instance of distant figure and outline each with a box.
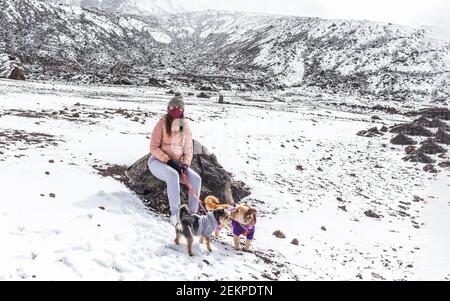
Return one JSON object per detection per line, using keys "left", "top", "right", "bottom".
{"left": 218, "top": 94, "right": 224, "bottom": 104}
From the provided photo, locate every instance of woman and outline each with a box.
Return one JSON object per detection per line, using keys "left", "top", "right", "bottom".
{"left": 147, "top": 95, "right": 202, "bottom": 226}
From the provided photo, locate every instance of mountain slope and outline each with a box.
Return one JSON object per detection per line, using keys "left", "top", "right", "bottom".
{"left": 0, "top": 0, "right": 449, "bottom": 102}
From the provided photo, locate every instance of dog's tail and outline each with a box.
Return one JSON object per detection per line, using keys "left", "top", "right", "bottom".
{"left": 205, "top": 196, "right": 233, "bottom": 211}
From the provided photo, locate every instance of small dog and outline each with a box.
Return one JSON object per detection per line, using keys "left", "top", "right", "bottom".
{"left": 175, "top": 204, "right": 230, "bottom": 256}
{"left": 204, "top": 195, "right": 257, "bottom": 252}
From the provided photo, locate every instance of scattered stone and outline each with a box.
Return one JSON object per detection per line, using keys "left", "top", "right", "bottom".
{"left": 296, "top": 165, "right": 304, "bottom": 171}
{"left": 72, "top": 112, "right": 80, "bottom": 118}
{"left": 371, "top": 115, "right": 381, "bottom": 120}
{"left": 98, "top": 206, "right": 105, "bottom": 210}
{"left": 404, "top": 145, "right": 416, "bottom": 154}
{"left": 291, "top": 238, "right": 299, "bottom": 246}
{"left": 197, "top": 92, "right": 211, "bottom": 98}
{"left": 438, "top": 161, "right": 450, "bottom": 168}
{"left": 417, "top": 139, "right": 447, "bottom": 154}
{"left": 218, "top": 94, "right": 224, "bottom": 104}
{"left": 429, "top": 117, "right": 450, "bottom": 130}
{"left": 45, "top": 171, "right": 50, "bottom": 175}
{"left": 357, "top": 127, "right": 382, "bottom": 137}
{"left": 435, "top": 128, "right": 450, "bottom": 144}
{"left": 412, "top": 115, "right": 432, "bottom": 127}
{"left": 49, "top": 193, "right": 56, "bottom": 198}
{"left": 380, "top": 125, "right": 388, "bottom": 132}
{"left": 364, "top": 210, "right": 381, "bottom": 219}
{"left": 338, "top": 205, "right": 347, "bottom": 212}
{"left": 390, "top": 132, "right": 416, "bottom": 145}
{"left": 272, "top": 230, "right": 286, "bottom": 239}
{"left": 49, "top": 159, "right": 55, "bottom": 163}
{"left": 187, "top": 92, "right": 195, "bottom": 96}
{"left": 413, "top": 195, "right": 424, "bottom": 202}
{"left": 417, "top": 107, "right": 450, "bottom": 120}
{"left": 423, "top": 164, "right": 438, "bottom": 173}
{"left": 390, "top": 123, "right": 433, "bottom": 136}
{"left": 403, "top": 152, "right": 435, "bottom": 163}
{"left": 9, "top": 66, "right": 26, "bottom": 80}
{"left": 321, "top": 226, "right": 327, "bottom": 231}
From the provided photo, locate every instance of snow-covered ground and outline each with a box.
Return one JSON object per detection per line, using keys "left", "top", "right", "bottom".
{"left": 0, "top": 79, "right": 449, "bottom": 280}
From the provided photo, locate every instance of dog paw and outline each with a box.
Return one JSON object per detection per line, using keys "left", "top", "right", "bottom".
{"left": 243, "top": 248, "right": 254, "bottom": 253}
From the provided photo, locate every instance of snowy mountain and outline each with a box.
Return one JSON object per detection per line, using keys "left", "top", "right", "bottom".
{"left": 0, "top": 0, "right": 449, "bottom": 102}
{"left": 43, "top": 0, "right": 186, "bottom": 15}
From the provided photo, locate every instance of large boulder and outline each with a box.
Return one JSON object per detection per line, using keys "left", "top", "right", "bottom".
{"left": 435, "top": 128, "right": 450, "bottom": 144}
{"left": 417, "top": 138, "right": 447, "bottom": 154}
{"left": 417, "top": 108, "right": 450, "bottom": 121}
{"left": 390, "top": 132, "right": 416, "bottom": 145}
{"left": 125, "top": 140, "right": 251, "bottom": 215}
{"left": 0, "top": 54, "right": 25, "bottom": 80}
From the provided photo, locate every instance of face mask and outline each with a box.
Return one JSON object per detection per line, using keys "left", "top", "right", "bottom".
{"left": 169, "top": 107, "right": 183, "bottom": 119}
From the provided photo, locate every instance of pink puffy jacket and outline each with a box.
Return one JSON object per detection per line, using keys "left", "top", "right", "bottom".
{"left": 150, "top": 115, "right": 194, "bottom": 166}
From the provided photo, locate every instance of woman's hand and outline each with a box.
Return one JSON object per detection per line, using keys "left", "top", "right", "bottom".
{"left": 181, "top": 163, "right": 189, "bottom": 175}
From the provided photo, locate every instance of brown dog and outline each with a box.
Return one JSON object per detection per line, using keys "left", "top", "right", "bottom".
{"left": 204, "top": 195, "right": 256, "bottom": 252}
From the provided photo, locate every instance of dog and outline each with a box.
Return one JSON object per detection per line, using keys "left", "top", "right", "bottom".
{"left": 204, "top": 195, "right": 257, "bottom": 252}
{"left": 175, "top": 204, "right": 230, "bottom": 256}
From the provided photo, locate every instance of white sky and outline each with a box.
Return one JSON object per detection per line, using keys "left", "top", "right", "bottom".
{"left": 176, "top": 0, "right": 450, "bottom": 30}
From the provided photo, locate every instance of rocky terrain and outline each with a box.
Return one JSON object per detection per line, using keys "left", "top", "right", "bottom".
{"left": 0, "top": 0, "right": 449, "bottom": 102}
{"left": 1, "top": 79, "right": 449, "bottom": 280}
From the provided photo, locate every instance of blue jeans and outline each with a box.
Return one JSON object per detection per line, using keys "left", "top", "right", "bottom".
{"left": 147, "top": 156, "right": 201, "bottom": 216}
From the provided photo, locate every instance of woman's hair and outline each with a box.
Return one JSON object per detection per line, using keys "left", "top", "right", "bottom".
{"left": 165, "top": 113, "right": 185, "bottom": 135}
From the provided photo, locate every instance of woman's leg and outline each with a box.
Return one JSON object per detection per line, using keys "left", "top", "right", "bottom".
{"left": 182, "top": 168, "right": 202, "bottom": 214}
{"left": 147, "top": 156, "right": 181, "bottom": 216}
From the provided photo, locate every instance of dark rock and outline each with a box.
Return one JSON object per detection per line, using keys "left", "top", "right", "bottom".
{"left": 197, "top": 92, "right": 211, "bottom": 98}
{"left": 218, "top": 94, "right": 224, "bottom": 104}
{"left": 423, "top": 164, "right": 438, "bottom": 173}
{"left": 371, "top": 115, "right": 381, "bottom": 120}
{"left": 390, "top": 132, "right": 416, "bottom": 145}
{"left": 438, "top": 161, "right": 450, "bottom": 168}
{"left": 412, "top": 116, "right": 432, "bottom": 127}
{"left": 417, "top": 107, "right": 450, "bottom": 120}
{"left": 272, "top": 230, "right": 286, "bottom": 239}
{"left": 364, "top": 210, "right": 381, "bottom": 218}
{"left": 404, "top": 145, "right": 416, "bottom": 154}
{"left": 321, "top": 226, "right": 327, "bottom": 231}
{"left": 291, "top": 238, "right": 299, "bottom": 246}
{"left": 338, "top": 205, "right": 347, "bottom": 212}
{"left": 403, "top": 152, "right": 435, "bottom": 163}
{"left": 357, "top": 127, "right": 382, "bottom": 137}
{"left": 99, "top": 206, "right": 105, "bottom": 210}
{"left": 49, "top": 193, "right": 56, "bottom": 198}
{"left": 390, "top": 123, "right": 433, "bottom": 136}
{"left": 429, "top": 118, "right": 450, "bottom": 130}
{"left": 72, "top": 112, "right": 80, "bottom": 118}
{"left": 187, "top": 92, "right": 195, "bottom": 96}
{"left": 417, "top": 138, "right": 447, "bottom": 154}
{"left": 296, "top": 165, "right": 304, "bottom": 171}
{"left": 380, "top": 125, "right": 388, "bottom": 132}
{"left": 9, "top": 66, "right": 26, "bottom": 80}
{"left": 435, "top": 128, "right": 450, "bottom": 144}
{"left": 125, "top": 140, "right": 251, "bottom": 215}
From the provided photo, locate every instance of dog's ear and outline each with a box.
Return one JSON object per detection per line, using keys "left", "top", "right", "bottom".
{"left": 247, "top": 208, "right": 257, "bottom": 216}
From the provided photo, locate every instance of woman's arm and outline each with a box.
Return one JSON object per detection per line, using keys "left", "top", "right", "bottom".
{"left": 182, "top": 121, "right": 194, "bottom": 166}
{"left": 150, "top": 118, "right": 170, "bottom": 163}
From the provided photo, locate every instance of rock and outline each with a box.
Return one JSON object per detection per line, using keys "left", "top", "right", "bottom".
{"left": 389, "top": 123, "right": 433, "bottom": 136}
{"left": 364, "top": 210, "right": 381, "bottom": 218}
{"left": 291, "top": 238, "right": 299, "bottom": 246}
{"left": 125, "top": 140, "right": 251, "bottom": 215}
{"left": 417, "top": 107, "right": 450, "bottom": 120}
{"left": 49, "top": 193, "right": 56, "bottom": 198}
{"left": 72, "top": 112, "right": 80, "bottom": 118}
{"left": 9, "top": 66, "right": 26, "bottom": 80}
{"left": 380, "top": 125, "right": 388, "bottom": 132}
{"left": 435, "top": 128, "right": 450, "bottom": 144}
{"left": 296, "top": 165, "right": 304, "bottom": 171}
{"left": 338, "top": 205, "right": 347, "bottom": 212}
{"left": 417, "top": 138, "right": 447, "bottom": 154}
{"left": 187, "top": 92, "right": 195, "bottom": 96}
{"left": 218, "top": 94, "right": 224, "bottom": 104}
{"left": 412, "top": 115, "right": 432, "bottom": 127}
{"left": 167, "top": 89, "right": 175, "bottom": 94}
{"left": 371, "top": 115, "right": 381, "bottom": 120}
{"left": 114, "top": 77, "right": 132, "bottom": 85}
{"left": 438, "top": 161, "right": 450, "bottom": 168}
{"left": 423, "top": 164, "right": 438, "bottom": 173}
{"left": 357, "top": 127, "right": 382, "bottom": 137}
{"left": 49, "top": 159, "right": 55, "bottom": 163}
{"left": 199, "top": 85, "right": 216, "bottom": 92}
{"left": 390, "top": 132, "right": 416, "bottom": 145}
{"left": 404, "top": 145, "right": 416, "bottom": 154}
{"left": 403, "top": 152, "right": 435, "bottom": 163}
{"left": 99, "top": 206, "right": 105, "bottom": 210}
{"left": 45, "top": 171, "right": 50, "bottom": 175}
{"left": 272, "top": 230, "right": 286, "bottom": 239}
{"left": 197, "top": 92, "right": 211, "bottom": 98}
{"left": 429, "top": 117, "right": 450, "bottom": 130}
{"left": 321, "top": 226, "right": 327, "bottom": 231}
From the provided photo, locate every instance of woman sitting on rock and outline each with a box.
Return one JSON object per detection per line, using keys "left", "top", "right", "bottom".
{"left": 148, "top": 95, "right": 201, "bottom": 225}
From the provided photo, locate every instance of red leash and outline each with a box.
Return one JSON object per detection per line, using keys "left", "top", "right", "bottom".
{"left": 180, "top": 170, "right": 208, "bottom": 214}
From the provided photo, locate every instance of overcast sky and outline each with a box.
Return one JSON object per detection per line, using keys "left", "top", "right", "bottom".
{"left": 176, "top": 0, "right": 450, "bottom": 31}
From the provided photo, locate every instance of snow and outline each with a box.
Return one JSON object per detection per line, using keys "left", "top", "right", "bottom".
{"left": 149, "top": 31, "right": 172, "bottom": 44}
{"left": 1, "top": 79, "right": 449, "bottom": 280}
